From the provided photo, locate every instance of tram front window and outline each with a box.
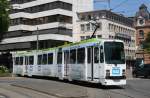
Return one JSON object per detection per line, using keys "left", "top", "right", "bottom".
{"left": 104, "top": 42, "right": 125, "bottom": 64}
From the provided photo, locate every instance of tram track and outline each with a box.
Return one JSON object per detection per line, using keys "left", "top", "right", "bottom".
{"left": 104, "top": 89, "right": 134, "bottom": 98}
{"left": 103, "top": 84, "right": 150, "bottom": 98}
{"left": 124, "top": 84, "right": 150, "bottom": 97}
{"left": 0, "top": 77, "right": 150, "bottom": 98}
{"left": 0, "top": 93, "right": 8, "bottom": 98}
{"left": 0, "top": 83, "right": 57, "bottom": 98}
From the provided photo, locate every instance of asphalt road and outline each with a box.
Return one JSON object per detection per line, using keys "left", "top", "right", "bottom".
{"left": 0, "top": 77, "right": 57, "bottom": 98}
{"left": 0, "top": 77, "right": 150, "bottom": 98}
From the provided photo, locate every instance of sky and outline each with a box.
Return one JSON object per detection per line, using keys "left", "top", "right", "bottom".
{"left": 94, "top": 0, "right": 150, "bottom": 17}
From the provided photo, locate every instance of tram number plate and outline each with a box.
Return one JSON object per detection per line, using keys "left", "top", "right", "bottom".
{"left": 112, "top": 68, "right": 120, "bottom": 74}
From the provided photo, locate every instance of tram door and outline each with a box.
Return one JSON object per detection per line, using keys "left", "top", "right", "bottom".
{"left": 64, "top": 51, "right": 70, "bottom": 77}
{"left": 87, "top": 47, "right": 100, "bottom": 81}
{"left": 24, "top": 56, "right": 28, "bottom": 75}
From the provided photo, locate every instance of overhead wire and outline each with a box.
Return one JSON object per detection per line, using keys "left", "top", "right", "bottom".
{"left": 94, "top": 0, "right": 150, "bottom": 16}
{"left": 110, "top": 0, "right": 129, "bottom": 11}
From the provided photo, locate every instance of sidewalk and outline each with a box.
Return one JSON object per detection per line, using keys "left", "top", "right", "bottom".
{"left": 126, "top": 68, "right": 133, "bottom": 79}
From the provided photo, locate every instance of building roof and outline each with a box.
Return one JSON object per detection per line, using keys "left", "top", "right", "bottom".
{"left": 135, "top": 4, "right": 150, "bottom": 20}
{"left": 78, "top": 10, "right": 134, "bottom": 27}
{"left": 139, "top": 4, "right": 147, "bottom": 10}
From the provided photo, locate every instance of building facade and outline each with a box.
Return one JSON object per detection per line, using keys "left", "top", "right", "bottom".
{"left": 135, "top": 4, "right": 150, "bottom": 64}
{"left": 0, "top": 0, "right": 93, "bottom": 51}
{"left": 74, "top": 10, "right": 136, "bottom": 67}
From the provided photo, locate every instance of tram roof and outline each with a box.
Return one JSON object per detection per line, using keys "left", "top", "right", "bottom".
{"left": 13, "top": 38, "right": 122, "bottom": 56}
{"left": 39, "top": 38, "right": 101, "bottom": 51}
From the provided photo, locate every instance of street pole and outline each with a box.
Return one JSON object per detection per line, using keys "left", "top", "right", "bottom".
{"left": 36, "top": 27, "right": 39, "bottom": 51}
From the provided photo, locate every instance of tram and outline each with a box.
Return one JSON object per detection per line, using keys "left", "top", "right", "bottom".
{"left": 12, "top": 38, "right": 126, "bottom": 85}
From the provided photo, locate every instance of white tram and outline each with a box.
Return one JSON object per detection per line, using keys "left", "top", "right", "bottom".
{"left": 12, "top": 38, "right": 126, "bottom": 85}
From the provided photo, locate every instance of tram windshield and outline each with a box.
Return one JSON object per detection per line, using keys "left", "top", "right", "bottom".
{"left": 104, "top": 42, "right": 125, "bottom": 64}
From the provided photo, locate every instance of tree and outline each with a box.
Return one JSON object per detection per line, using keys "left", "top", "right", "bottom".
{"left": 0, "top": 0, "right": 9, "bottom": 40}
{"left": 143, "top": 32, "right": 150, "bottom": 53}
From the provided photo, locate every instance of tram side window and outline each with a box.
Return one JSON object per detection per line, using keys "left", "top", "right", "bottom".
{"left": 48, "top": 53, "right": 53, "bottom": 64}
{"left": 64, "top": 51, "right": 69, "bottom": 64}
{"left": 94, "top": 47, "right": 99, "bottom": 63}
{"left": 100, "top": 46, "right": 104, "bottom": 63}
{"left": 77, "top": 48, "right": 85, "bottom": 64}
{"left": 70, "top": 49, "right": 76, "bottom": 64}
{"left": 15, "top": 57, "right": 19, "bottom": 65}
{"left": 42, "top": 54, "right": 48, "bottom": 65}
{"left": 38, "top": 55, "right": 42, "bottom": 65}
{"left": 25, "top": 56, "right": 28, "bottom": 65}
{"left": 20, "top": 57, "right": 23, "bottom": 65}
{"left": 29, "top": 56, "right": 34, "bottom": 65}
{"left": 57, "top": 52, "right": 62, "bottom": 64}
{"left": 87, "top": 48, "right": 91, "bottom": 63}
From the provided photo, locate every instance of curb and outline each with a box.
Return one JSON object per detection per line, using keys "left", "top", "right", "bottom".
{"left": 0, "top": 77, "right": 23, "bottom": 80}
{"left": 11, "top": 84, "right": 88, "bottom": 98}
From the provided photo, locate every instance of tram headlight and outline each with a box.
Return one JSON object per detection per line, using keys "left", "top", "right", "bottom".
{"left": 122, "top": 69, "right": 126, "bottom": 76}
{"left": 106, "top": 70, "right": 110, "bottom": 76}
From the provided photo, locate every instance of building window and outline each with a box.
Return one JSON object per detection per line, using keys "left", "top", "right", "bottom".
{"left": 10, "top": 15, "right": 72, "bottom": 26}
{"left": 81, "top": 24, "right": 85, "bottom": 31}
{"left": 92, "top": 35, "right": 96, "bottom": 38}
{"left": 86, "top": 23, "right": 90, "bottom": 31}
{"left": 139, "top": 30, "right": 144, "bottom": 38}
{"left": 81, "top": 36, "right": 85, "bottom": 40}
{"left": 97, "top": 35, "right": 102, "bottom": 38}
{"left": 86, "top": 36, "right": 90, "bottom": 39}
{"left": 10, "top": 1, "right": 72, "bottom": 14}
{"left": 139, "top": 41, "right": 144, "bottom": 49}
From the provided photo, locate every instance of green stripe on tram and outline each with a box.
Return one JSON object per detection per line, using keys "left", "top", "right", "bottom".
{"left": 15, "top": 38, "right": 101, "bottom": 55}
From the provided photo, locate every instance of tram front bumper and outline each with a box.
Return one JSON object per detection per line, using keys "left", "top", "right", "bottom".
{"left": 105, "top": 76, "right": 126, "bottom": 79}
{"left": 101, "top": 78, "right": 126, "bottom": 86}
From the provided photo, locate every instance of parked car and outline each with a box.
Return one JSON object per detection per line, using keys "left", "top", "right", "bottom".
{"left": 132, "top": 63, "right": 150, "bottom": 78}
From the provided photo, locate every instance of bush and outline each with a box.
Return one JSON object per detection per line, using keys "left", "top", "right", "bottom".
{"left": 0, "top": 65, "right": 9, "bottom": 73}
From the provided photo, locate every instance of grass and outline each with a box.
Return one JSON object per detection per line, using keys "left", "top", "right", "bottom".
{"left": 0, "top": 72, "right": 11, "bottom": 77}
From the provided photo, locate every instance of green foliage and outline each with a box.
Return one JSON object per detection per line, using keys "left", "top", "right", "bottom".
{"left": 0, "top": 65, "right": 9, "bottom": 73}
{"left": 143, "top": 32, "right": 150, "bottom": 53}
{"left": 0, "top": 65, "right": 11, "bottom": 77}
{"left": 0, "top": 0, "right": 10, "bottom": 40}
